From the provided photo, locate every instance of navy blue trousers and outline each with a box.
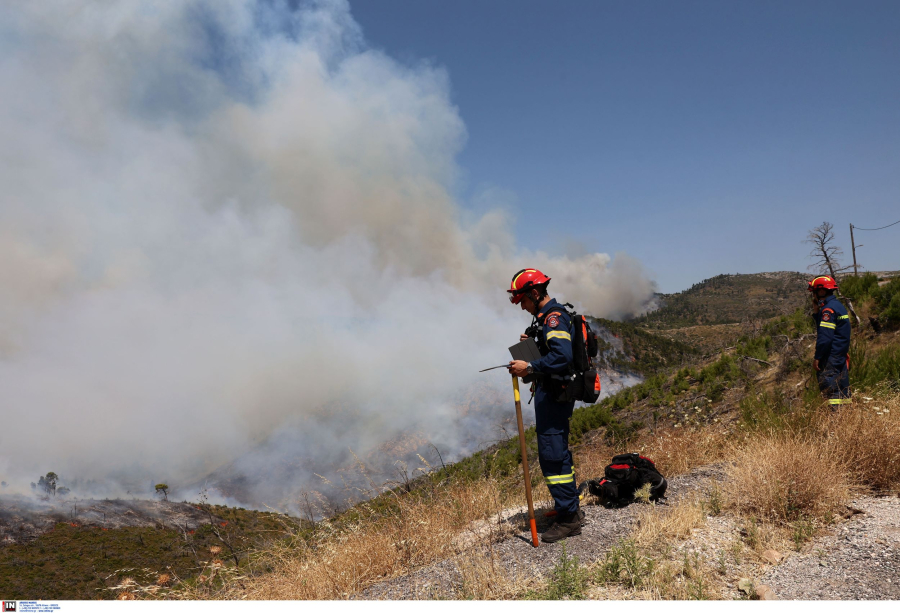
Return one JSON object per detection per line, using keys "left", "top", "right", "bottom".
{"left": 534, "top": 384, "right": 579, "bottom": 515}
{"left": 818, "top": 355, "right": 851, "bottom": 407}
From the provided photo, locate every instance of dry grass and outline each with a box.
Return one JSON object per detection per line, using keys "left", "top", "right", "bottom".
{"left": 725, "top": 435, "right": 850, "bottom": 522}
{"left": 633, "top": 425, "right": 730, "bottom": 476}
{"left": 185, "top": 475, "right": 517, "bottom": 600}
{"left": 644, "top": 554, "right": 724, "bottom": 600}
{"left": 574, "top": 421, "right": 729, "bottom": 485}
{"left": 631, "top": 495, "right": 707, "bottom": 552}
{"left": 572, "top": 439, "right": 617, "bottom": 483}
{"left": 817, "top": 395, "right": 900, "bottom": 491}
{"left": 736, "top": 515, "right": 788, "bottom": 557}
{"left": 453, "top": 549, "right": 519, "bottom": 599}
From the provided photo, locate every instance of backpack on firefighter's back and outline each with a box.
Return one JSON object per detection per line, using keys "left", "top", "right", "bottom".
{"left": 570, "top": 307, "right": 602, "bottom": 403}
{"left": 578, "top": 453, "right": 668, "bottom": 507}
{"left": 552, "top": 303, "right": 601, "bottom": 403}
{"left": 525, "top": 302, "right": 601, "bottom": 403}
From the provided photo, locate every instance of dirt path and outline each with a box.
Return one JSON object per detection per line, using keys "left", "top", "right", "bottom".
{"left": 760, "top": 496, "right": 900, "bottom": 600}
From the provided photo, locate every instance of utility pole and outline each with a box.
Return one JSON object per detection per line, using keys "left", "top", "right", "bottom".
{"left": 849, "top": 223, "right": 859, "bottom": 277}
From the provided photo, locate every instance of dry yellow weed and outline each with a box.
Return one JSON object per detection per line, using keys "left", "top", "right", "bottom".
{"left": 725, "top": 435, "right": 849, "bottom": 522}
{"left": 632, "top": 495, "right": 706, "bottom": 552}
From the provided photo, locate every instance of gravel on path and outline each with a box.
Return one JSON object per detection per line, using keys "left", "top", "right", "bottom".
{"left": 761, "top": 495, "right": 900, "bottom": 600}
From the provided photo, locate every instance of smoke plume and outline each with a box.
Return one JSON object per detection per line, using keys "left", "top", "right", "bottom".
{"left": 0, "top": 1, "right": 655, "bottom": 508}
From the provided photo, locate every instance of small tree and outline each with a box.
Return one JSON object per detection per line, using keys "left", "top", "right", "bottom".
{"left": 155, "top": 483, "right": 170, "bottom": 502}
{"left": 804, "top": 221, "right": 860, "bottom": 324}
{"left": 36, "top": 472, "right": 59, "bottom": 496}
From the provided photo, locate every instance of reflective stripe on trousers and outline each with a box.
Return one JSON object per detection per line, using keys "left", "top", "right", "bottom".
{"left": 818, "top": 358, "right": 851, "bottom": 405}
{"left": 534, "top": 384, "right": 579, "bottom": 515}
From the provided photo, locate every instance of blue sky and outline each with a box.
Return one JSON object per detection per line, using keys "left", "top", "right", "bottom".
{"left": 350, "top": 0, "right": 900, "bottom": 293}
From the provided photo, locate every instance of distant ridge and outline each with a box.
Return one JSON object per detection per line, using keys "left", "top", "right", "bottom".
{"left": 633, "top": 272, "right": 809, "bottom": 329}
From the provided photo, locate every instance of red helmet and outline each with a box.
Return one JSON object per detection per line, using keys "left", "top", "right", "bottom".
{"left": 508, "top": 268, "right": 551, "bottom": 304}
{"left": 808, "top": 275, "right": 838, "bottom": 292}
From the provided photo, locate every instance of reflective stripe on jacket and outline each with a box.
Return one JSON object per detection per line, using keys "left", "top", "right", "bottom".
{"left": 530, "top": 298, "right": 574, "bottom": 375}
{"left": 815, "top": 294, "right": 851, "bottom": 362}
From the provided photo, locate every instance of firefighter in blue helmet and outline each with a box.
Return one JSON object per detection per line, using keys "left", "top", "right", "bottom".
{"left": 507, "top": 269, "right": 583, "bottom": 543}
{"left": 808, "top": 276, "right": 852, "bottom": 407}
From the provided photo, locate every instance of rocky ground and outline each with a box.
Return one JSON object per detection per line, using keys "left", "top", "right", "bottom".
{"left": 761, "top": 496, "right": 900, "bottom": 599}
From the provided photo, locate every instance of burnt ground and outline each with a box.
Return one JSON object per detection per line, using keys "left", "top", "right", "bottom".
{"left": 0, "top": 495, "right": 211, "bottom": 545}
{"left": 0, "top": 495, "right": 293, "bottom": 599}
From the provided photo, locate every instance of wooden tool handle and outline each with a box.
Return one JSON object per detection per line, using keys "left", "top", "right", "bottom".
{"left": 513, "top": 376, "right": 539, "bottom": 547}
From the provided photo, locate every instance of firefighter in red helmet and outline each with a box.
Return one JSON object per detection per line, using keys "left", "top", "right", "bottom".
{"left": 808, "top": 275, "right": 851, "bottom": 407}
{"left": 507, "top": 269, "right": 583, "bottom": 542}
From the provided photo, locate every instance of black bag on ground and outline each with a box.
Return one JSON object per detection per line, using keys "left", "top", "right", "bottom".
{"left": 578, "top": 452, "right": 667, "bottom": 508}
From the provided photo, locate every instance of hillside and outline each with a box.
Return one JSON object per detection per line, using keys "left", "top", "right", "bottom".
{"left": 177, "top": 276, "right": 893, "bottom": 601}
{"left": 146, "top": 303, "right": 895, "bottom": 601}
{"left": 0, "top": 497, "right": 296, "bottom": 599}
{"left": 633, "top": 272, "right": 809, "bottom": 330}
{"left": 119, "top": 280, "right": 895, "bottom": 601}
{"left": 591, "top": 317, "right": 699, "bottom": 375}
{"left": 4, "top": 271, "right": 899, "bottom": 601}
{"left": 637, "top": 271, "right": 900, "bottom": 354}
{"left": 184, "top": 318, "right": 699, "bottom": 514}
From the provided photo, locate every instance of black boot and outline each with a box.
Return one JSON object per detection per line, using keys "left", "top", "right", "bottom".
{"left": 546, "top": 508, "right": 586, "bottom": 526}
{"left": 541, "top": 511, "right": 582, "bottom": 543}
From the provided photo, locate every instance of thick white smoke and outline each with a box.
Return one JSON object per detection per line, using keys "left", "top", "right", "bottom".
{"left": 0, "top": 0, "right": 655, "bottom": 507}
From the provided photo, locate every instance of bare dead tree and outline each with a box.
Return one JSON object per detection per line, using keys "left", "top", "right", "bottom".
{"left": 805, "top": 222, "right": 848, "bottom": 277}
{"left": 804, "top": 221, "right": 861, "bottom": 325}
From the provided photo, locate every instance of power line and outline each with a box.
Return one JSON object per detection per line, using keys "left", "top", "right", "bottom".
{"left": 853, "top": 219, "right": 900, "bottom": 231}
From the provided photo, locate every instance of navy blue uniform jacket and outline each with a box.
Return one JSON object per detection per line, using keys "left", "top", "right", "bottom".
{"left": 530, "top": 298, "right": 574, "bottom": 378}
{"left": 815, "top": 294, "right": 851, "bottom": 364}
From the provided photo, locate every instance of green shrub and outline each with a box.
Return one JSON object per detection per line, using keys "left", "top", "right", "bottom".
{"left": 528, "top": 544, "right": 590, "bottom": 600}
{"left": 634, "top": 383, "right": 651, "bottom": 401}
{"left": 737, "top": 335, "right": 773, "bottom": 363}
{"left": 872, "top": 277, "right": 900, "bottom": 325}
{"left": 840, "top": 273, "right": 879, "bottom": 302}
{"left": 791, "top": 519, "right": 817, "bottom": 551}
{"left": 739, "top": 388, "right": 815, "bottom": 433}
{"left": 570, "top": 403, "right": 617, "bottom": 442}
{"left": 704, "top": 381, "right": 726, "bottom": 403}
{"left": 851, "top": 338, "right": 900, "bottom": 390}
{"left": 764, "top": 308, "right": 815, "bottom": 339}
{"left": 597, "top": 539, "right": 655, "bottom": 590}
{"left": 699, "top": 355, "right": 741, "bottom": 384}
